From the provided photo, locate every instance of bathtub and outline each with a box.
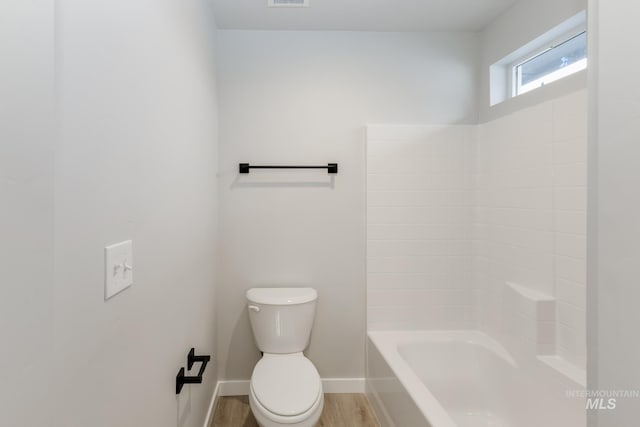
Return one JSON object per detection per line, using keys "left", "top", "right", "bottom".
{"left": 366, "top": 331, "right": 585, "bottom": 427}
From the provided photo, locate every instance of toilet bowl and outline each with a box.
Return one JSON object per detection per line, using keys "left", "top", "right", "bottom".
{"left": 246, "top": 288, "right": 323, "bottom": 427}
{"left": 249, "top": 354, "right": 323, "bottom": 427}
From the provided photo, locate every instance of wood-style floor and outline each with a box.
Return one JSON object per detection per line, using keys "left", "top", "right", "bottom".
{"left": 211, "top": 393, "right": 380, "bottom": 427}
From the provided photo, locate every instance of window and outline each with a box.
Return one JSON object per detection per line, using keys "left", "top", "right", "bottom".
{"left": 513, "top": 31, "right": 587, "bottom": 96}
{"left": 489, "top": 11, "right": 587, "bottom": 106}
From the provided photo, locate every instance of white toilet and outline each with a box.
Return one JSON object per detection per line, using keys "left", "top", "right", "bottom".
{"left": 246, "top": 287, "right": 324, "bottom": 427}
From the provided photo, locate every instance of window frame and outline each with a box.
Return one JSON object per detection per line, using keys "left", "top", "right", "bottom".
{"left": 509, "top": 26, "right": 587, "bottom": 98}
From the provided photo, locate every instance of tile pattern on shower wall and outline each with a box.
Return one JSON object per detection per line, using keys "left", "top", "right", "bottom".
{"left": 473, "top": 101, "right": 555, "bottom": 357}
{"left": 473, "top": 90, "right": 587, "bottom": 368}
{"left": 366, "top": 125, "right": 474, "bottom": 330}
{"left": 552, "top": 91, "right": 588, "bottom": 368}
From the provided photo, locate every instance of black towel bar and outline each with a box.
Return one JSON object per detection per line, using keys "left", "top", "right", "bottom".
{"left": 239, "top": 163, "right": 338, "bottom": 174}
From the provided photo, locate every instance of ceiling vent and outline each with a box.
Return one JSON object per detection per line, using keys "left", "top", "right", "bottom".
{"left": 268, "top": 0, "right": 309, "bottom": 7}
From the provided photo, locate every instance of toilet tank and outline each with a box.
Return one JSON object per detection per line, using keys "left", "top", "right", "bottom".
{"left": 246, "top": 288, "right": 317, "bottom": 354}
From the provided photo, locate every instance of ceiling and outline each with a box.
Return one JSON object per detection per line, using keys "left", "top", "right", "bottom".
{"left": 211, "top": 0, "right": 519, "bottom": 32}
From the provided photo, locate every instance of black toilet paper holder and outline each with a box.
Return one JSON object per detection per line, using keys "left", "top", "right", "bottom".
{"left": 176, "top": 348, "right": 211, "bottom": 394}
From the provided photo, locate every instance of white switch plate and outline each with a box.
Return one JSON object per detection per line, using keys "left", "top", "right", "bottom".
{"left": 104, "top": 240, "right": 133, "bottom": 300}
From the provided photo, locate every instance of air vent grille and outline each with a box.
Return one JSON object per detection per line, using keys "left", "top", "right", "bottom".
{"left": 268, "top": 0, "right": 309, "bottom": 7}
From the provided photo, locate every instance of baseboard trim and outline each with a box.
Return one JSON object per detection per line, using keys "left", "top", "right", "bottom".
{"left": 202, "top": 381, "right": 221, "bottom": 427}
{"left": 218, "top": 380, "right": 250, "bottom": 396}
{"left": 215, "top": 377, "right": 366, "bottom": 397}
{"left": 322, "top": 377, "right": 366, "bottom": 393}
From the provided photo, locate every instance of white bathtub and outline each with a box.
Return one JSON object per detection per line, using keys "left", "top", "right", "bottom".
{"left": 367, "top": 331, "right": 585, "bottom": 427}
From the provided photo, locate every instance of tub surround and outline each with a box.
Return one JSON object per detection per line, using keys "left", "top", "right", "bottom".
{"left": 474, "top": 90, "right": 588, "bottom": 371}
{"left": 367, "top": 125, "right": 476, "bottom": 331}
{"left": 366, "top": 90, "right": 587, "bottom": 365}
{"left": 366, "top": 89, "right": 587, "bottom": 426}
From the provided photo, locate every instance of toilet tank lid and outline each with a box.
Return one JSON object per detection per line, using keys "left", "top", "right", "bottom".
{"left": 246, "top": 288, "right": 317, "bottom": 305}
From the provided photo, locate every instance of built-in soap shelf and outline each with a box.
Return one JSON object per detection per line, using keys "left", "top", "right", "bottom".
{"left": 504, "top": 282, "right": 585, "bottom": 387}
{"left": 504, "top": 281, "right": 556, "bottom": 355}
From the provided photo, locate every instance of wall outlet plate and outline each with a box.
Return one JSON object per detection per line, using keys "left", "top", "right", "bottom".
{"left": 104, "top": 240, "right": 133, "bottom": 300}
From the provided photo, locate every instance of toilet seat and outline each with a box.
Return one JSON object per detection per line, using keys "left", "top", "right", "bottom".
{"left": 250, "top": 353, "right": 322, "bottom": 418}
{"left": 249, "top": 386, "right": 323, "bottom": 426}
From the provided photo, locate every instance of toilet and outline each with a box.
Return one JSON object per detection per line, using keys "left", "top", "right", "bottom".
{"left": 246, "top": 287, "right": 324, "bottom": 427}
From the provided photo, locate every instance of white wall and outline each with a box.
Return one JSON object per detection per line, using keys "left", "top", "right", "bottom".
{"left": 589, "top": 0, "right": 640, "bottom": 424}
{"left": 0, "top": 1, "right": 55, "bottom": 425}
{"left": 474, "top": 90, "right": 587, "bottom": 369}
{"left": 366, "top": 125, "right": 475, "bottom": 330}
{"left": 3, "top": 1, "right": 220, "bottom": 426}
{"left": 478, "top": 0, "right": 587, "bottom": 122}
{"left": 216, "top": 30, "right": 479, "bottom": 382}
